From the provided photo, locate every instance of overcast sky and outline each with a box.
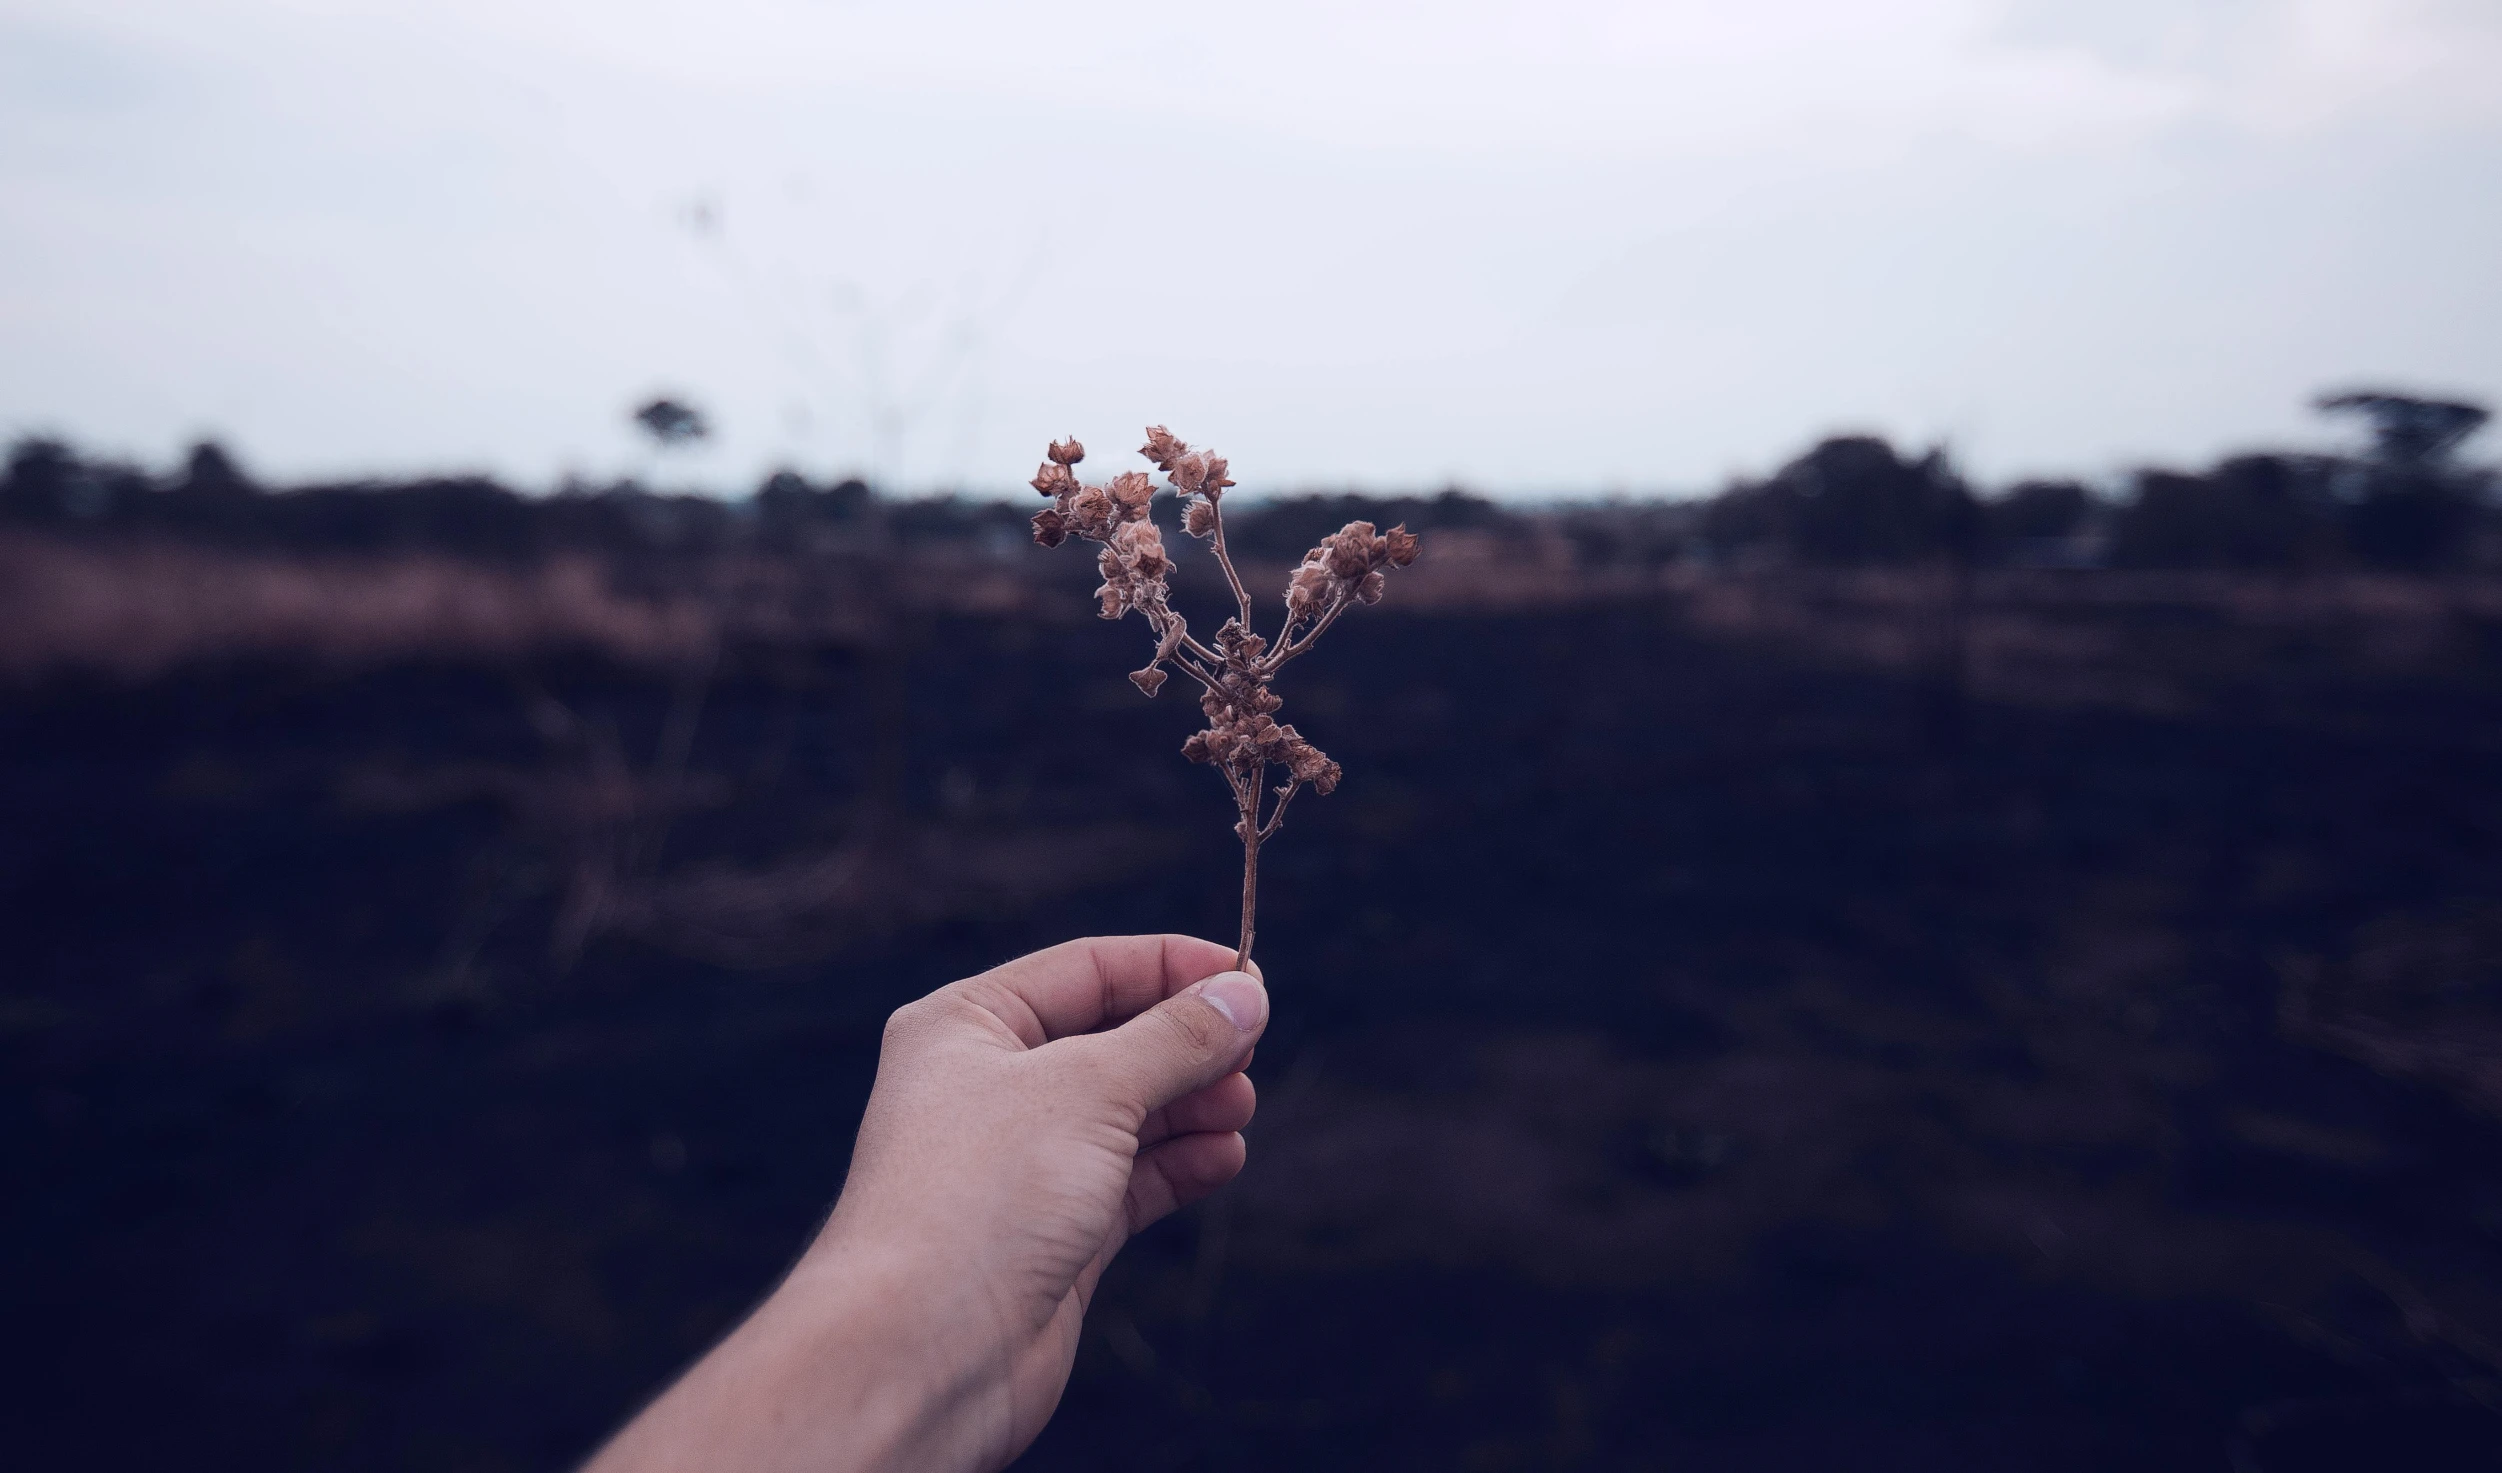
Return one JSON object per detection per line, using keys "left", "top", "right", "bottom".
{"left": 2, "top": 0, "right": 2497, "bottom": 497}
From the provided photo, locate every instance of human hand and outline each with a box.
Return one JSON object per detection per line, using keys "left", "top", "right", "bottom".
{"left": 583, "top": 935, "right": 1267, "bottom": 1473}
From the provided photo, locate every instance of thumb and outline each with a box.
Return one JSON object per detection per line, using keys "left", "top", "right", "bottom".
{"left": 1078, "top": 971, "right": 1267, "bottom": 1117}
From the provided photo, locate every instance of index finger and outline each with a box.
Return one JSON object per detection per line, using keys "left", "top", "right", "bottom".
{"left": 950, "top": 934, "right": 1249, "bottom": 1046}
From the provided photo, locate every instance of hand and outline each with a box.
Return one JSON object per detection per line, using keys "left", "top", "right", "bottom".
{"left": 584, "top": 935, "right": 1268, "bottom": 1473}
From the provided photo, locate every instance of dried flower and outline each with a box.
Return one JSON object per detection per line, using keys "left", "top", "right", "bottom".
{"left": 1285, "top": 519, "right": 1419, "bottom": 622}
{"left": 1140, "top": 425, "right": 1187, "bottom": 471}
{"left": 1108, "top": 470, "right": 1156, "bottom": 518}
{"left": 1030, "top": 426, "right": 1419, "bottom": 968}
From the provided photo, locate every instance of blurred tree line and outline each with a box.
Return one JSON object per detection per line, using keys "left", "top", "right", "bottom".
{"left": 1690, "top": 390, "right": 2494, "bottom": 573}
{"left": 3, "top": 391, "right": 2489, "bottom": 571}
{"left": 0, "top": 440, "right": 898, "bottom": 560}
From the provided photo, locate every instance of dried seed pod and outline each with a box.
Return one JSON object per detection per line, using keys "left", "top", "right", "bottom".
{"left": 1109, "top": 471, "right": 1156, "bottom": 519}
{"left": 1068, "top": 486, "right": 1115, "bottom": 539}
{"left": 1140, "top": 425, "right": 1187, "bottom": 471}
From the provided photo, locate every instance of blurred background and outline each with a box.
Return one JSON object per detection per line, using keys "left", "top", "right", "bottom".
{"left": 5, "top": 2, "right": 2502, "bottom": 1469}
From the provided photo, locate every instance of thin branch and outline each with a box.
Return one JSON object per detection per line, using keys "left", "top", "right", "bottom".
{"left": 1266, "top": 594, "right": 1352, "bottom": 671}
{"left": 1176, "top": 630, "right": 1227, "bottom": 670}
{"left": 1144, "top": 603, "right": 1225, "bottom": 692}
{"left": 1176, "top": 653, "right": 1223, "bottom": 690}
{"left": 1259, "top": 777, "right": 1302, "bottom": 841}
{"left": 1207, "top": 499, "right": 1254, "bottom": 626}
{"left": 1227, "top": 764, "right": 1258, "bottom": 836}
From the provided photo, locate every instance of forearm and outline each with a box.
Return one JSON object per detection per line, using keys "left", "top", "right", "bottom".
{"left": 583, "top": 1243, "right": 992, "bottom": 1473}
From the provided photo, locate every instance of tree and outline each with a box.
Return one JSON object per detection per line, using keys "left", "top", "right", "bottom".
{"left": 632, "top": 399, "right": 712, "bottom": 449}
{"left": 2318, "top": 390, "right": 2491, "bottom": 570}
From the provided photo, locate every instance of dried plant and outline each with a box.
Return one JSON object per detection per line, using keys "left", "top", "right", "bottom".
{"left": 1031, "top": 427, "right": 1419, "bottom": 969}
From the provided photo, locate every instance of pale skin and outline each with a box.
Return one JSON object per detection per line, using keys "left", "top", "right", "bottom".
{"left": 582, "top": 934, "right": 1269, "bottom": 1473}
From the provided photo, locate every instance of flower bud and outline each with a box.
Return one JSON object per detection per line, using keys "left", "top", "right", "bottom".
{"left": 1070, "top": 487, "right": 1114, "bottom": 538}
{"left": 1140, "top": 425, "right": 1187, "bottom": 470}
{"left": 1287, "top": 560, "right": 1332, "bottom": 616}
{"left": 1283, "top": 735, "right": 1338, "bottom": 788}
{"left": 1327, "top": 524, "right": 1374, "bottom": 579}
{"left": 1112, "top": 519, "right": 1169, "bottom": 577}
{"left": 1130, "top": 666, "right": 1168, "bottom": 696}
{"left": 1184, "top": 498, "right": 1217, "bottom": 538}
{"left": 1031, "top": 508, "right": 1069, "bottom": 547}
{"left": 1048, "top": 437, "right": 1085, "bottom": 466}
{"left": 1109, "top": 471, "right": 1155, "bottom": 516}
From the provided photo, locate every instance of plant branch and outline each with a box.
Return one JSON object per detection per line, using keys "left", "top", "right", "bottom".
{"left": 1144, "top": 604, "right": 1224, "bottom": 694}
{"left": 1258, "top": 778, "right": 1302, "bottom": 841}
{"left": 1208, "top": 499, "right": 1254, "bottom": 626}
{"left": 1171, "top": 655, "right": 1224, "bottom": 694}
{"left": 1176, "top": 630, "right": 1227, "bottom": 670}
{"left": 1266, "top": 595, "right": 1352, "bottom": 671}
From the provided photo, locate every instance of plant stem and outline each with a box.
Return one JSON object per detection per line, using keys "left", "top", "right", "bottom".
{"left": 1268, "top": 595, "right": 1350, "bottom": 670}
{"left": 1235, "top": 826, "right": 1258, "bottom": 972}
{"left": 1230, "top": 768, "right": 1265, "bottom": 971}
{"left": 1208, "top": 500, "right": 1254, "bottom": 626}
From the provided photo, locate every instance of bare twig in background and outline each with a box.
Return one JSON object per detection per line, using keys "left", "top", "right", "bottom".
{"left": 1030, "top": 427, "right": 1418, "bottom": 969}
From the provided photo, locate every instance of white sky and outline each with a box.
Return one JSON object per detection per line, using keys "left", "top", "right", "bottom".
{"left": 2, "top": 0, "right": 2497, "bottom": 496}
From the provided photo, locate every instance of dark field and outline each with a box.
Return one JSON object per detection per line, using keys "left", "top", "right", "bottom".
{"left": 6, "top": 556, "right": 2502, "bottom": 1470}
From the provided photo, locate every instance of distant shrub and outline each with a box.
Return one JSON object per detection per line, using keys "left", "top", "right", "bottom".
{"left": 2109, "top": 456, "right": 2342, "bottom": 571}
{"left": 1703, "top": 436, "right": 1979, "bottom": 567}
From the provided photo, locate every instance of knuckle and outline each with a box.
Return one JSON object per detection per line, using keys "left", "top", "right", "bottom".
{"left": 881, "top": 997, "right": 934, "bottom": 1049}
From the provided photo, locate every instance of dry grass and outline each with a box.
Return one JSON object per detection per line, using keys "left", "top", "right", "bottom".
{"left": 0, "top": 532, "right": 1050, "bottom": 679}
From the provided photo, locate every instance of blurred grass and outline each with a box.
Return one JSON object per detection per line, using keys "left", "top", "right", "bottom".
{"left": 3, "top": 545, "right": 2502, "bottom": 1469}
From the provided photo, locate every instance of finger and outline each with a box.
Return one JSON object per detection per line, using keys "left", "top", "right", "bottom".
{"left": 948, "top": 934, "right": 1243, "bottom": 1046}
{"left": 1139, "top": 1071, "right": 1256, "bottom": 1148}
{"left": 1067, "top": 971, "right": 1267, "bottom": 1118}
{"left": 1123, "top": 1131, "right": 1249, "bottom": 1235}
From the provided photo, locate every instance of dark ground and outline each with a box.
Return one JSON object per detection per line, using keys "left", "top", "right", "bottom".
{"left": 6, "top": 576, "right": 2502, "bottom": 1470}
